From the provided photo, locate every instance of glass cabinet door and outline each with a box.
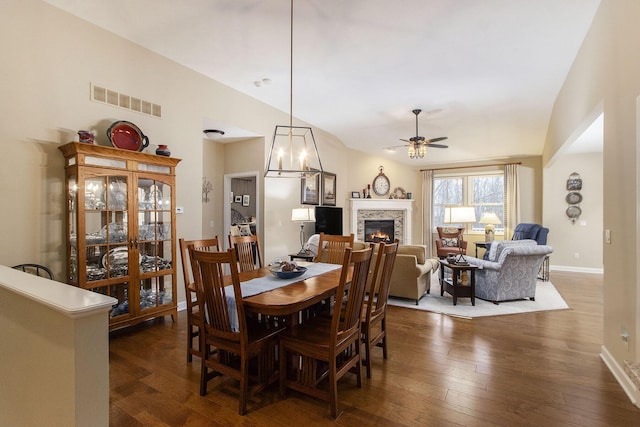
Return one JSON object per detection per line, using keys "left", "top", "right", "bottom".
{"left": 68, "top": 176, "right": 78, "bottom": 282}
{"left": 82, "top": 174, "right": 132, "bottom": 319}
{"left": 137, "top": 177, "right": 174, "bottom": 311}
{"left": 83, "top": 175, "right": 131, "bottom": 282}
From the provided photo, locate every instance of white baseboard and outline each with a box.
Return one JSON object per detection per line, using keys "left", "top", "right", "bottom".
{"left": 177, "top": 300, "right": 187, "bottom": 312}
{"left": 600, "top": 345, "right": 639, "bottom": 408}
{"left": 550, "top": 265, "right": 603, "bottom": 274}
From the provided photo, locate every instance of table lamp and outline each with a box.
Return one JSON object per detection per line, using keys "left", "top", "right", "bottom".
{"left": 479, "top": 212, "right": 502, "bottom": 242}
{"left": 445, "top": 206, "right": 477, "bottom": 263}
{"left": 291, "top": 207, "right": 316, "bottom": 255}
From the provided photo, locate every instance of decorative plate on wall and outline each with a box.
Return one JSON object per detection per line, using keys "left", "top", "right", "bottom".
{"left": 565, "top": 191, "right": 583, "bottom": 205}
{"left": 566, "top": 172, "right": 582, "bottom": 191}
{"left": 566, "top": 205, "right": 582, "bottom": 219}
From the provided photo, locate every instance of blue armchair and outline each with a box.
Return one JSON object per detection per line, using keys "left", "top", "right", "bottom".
{"left": 512, "top": 223, "right": 549, "bottom": 245}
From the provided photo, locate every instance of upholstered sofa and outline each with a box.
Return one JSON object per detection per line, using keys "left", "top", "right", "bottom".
{"left": 352, "top": 241, "right": 439, "bottom": 304}
{"left": 465, "top": 239, "right": 553, "bottom": 303}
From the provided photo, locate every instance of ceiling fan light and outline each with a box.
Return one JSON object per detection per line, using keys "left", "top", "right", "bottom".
{"left": 407, "top": 144, "right": 416, "bottom": 158}
{"left": 418, "top": 144, "right": 427, "bottom": 158}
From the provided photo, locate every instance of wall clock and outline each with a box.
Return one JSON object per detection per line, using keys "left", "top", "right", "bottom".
{"left": 372, "top": 165, "right": 390, "bottom": 196}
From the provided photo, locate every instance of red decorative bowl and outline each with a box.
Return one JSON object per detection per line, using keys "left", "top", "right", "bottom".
{"left": 107, "top": 121, "right": 149, "bottom": 151}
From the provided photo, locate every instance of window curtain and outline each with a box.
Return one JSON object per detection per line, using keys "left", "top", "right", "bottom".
{"left": 504, "top": 163, "right": 520, "bottom": 238}
{"left": 421, "top": 169, "right": 434, "bottom": 258}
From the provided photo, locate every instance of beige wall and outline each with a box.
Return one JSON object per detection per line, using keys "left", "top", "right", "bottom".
{"left": 544, "top": 152, "right": 603, "bottom": 271}
{"left": 201, "top": 139, "right": 224, "bottom": 240}
{"left": 543, "top": 0, "right": 639, "bottom": 385}
{"left": 344, "top": 150, "right": 423, "bottom": 244}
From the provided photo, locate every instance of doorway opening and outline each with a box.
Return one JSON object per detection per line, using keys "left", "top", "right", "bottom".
{"left": 223, "top": 172, "right": 260, "bottom": 249}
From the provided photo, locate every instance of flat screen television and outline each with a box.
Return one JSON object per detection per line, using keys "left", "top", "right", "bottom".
{"left": 315, "top": 206, "right": 343, "bottom": 235}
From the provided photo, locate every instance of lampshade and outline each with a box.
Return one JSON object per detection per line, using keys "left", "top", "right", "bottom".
{"left": 479, "top": 212, "right": 502, "bottom": 225}
{"left": 264, "top": 0, "right": 324, "bottom": 178}
{"left": 291, "top": 207, "right": 316, "bottom": 222}
{"left": 444, "top": 206, "right": 477, "bottom": 224}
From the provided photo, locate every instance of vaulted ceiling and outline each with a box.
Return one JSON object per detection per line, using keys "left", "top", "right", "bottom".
{"left": 44, "top": 0, "right": 601, "bottom": 166}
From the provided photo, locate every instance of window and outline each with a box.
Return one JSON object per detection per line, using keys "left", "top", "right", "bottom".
{"left": 433, "top": 173, "right": 504, "bottom": 234}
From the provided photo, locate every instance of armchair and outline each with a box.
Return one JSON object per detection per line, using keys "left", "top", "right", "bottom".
{"left": 512, "top": 223, "right": 549, "bottom": 245}
{"left": 435, "top": 227, "right": 468, "bottom": 259}
{"left": 466, "top": 240, "right": 553, "bottom": 303}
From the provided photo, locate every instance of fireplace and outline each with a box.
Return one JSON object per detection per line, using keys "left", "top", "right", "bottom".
{"left": 350, "top": 198, "right": 412, "bottom": 244}
{"left": 364, "top": 219, "right": 394, "bottom": 243}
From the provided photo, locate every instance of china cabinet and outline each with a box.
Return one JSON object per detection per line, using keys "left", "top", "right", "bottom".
{"left": 59, "top": 142, "right": 181, "bottom": 330}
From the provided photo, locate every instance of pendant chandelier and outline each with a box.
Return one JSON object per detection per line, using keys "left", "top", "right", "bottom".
{"left": 264, "top": 0, "right": 323, "bottom": 178}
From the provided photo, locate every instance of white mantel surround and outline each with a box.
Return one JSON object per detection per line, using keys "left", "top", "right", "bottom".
{"left": 350, "top": 198, "right": 413, "bottom": 244}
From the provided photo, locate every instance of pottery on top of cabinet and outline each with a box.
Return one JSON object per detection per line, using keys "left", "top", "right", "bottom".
{"left": 107, "top": 120, "right": 149, "bottom": 151}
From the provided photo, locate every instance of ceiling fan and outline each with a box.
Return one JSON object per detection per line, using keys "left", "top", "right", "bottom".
{"left": 388, "top": 109, "right": 448, "bottom": 159}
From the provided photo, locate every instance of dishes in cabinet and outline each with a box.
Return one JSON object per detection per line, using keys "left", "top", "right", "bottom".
{"left": 138, "top": 223, "right": 169, "bottom": 241}
{"left": 100, "top": 222, "right": 128, "bottom": 243}
{"left": 106, "top": 120, "right": 149, "bottom": 151}
{"left": 102, "top": 246, "right": 130, "bottom": 268}
{"left": 140, "top": 254, "right": 172, "bottom": 272}
{"left": 107, "top": 181, "right": 127, "bottom": 210}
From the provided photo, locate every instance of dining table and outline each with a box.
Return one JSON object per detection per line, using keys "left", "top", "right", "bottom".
{"left": 223, "top": 262, "right": 347, "bottom": 330}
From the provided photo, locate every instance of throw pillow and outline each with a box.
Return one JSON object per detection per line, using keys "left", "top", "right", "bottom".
{"left": 238, "top": 224, "right": 252, "bottom": 236}
{"left": 441, "top": 237, "right": 458, "bottom": 247}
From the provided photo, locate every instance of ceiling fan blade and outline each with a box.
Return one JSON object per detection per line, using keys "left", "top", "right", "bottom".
{"left": 385, "top": 143, "right": 410, "bottom": 149}
{"left": 399, "top": 138, "right": 411, "bottom": 143}
{"left": 427, "top": 143, "right": 448, "bottom": 148}
{"left": 426, "top": 136, "right": 448, "bottom": 143}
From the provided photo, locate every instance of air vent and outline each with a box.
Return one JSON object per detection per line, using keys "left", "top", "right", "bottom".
{"left": 91, "top": 83, "right": 162, "bottom": 118}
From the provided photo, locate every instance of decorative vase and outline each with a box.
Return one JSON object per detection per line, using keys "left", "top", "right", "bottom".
{"left": 77, "top": 130, "right": 95, "bottom": 144}
{"left": 155, "top": 144, "right": 171, "bottom": 156}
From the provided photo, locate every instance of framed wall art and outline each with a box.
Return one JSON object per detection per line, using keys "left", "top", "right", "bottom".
{"left": 242, "top": 194, "right": 250, "bottom": 207}
{"left": 300, "top": 173, "right": 320, "bottom": 205}
{"left": 322, "top": 172, "right": 336, "bottom": 206}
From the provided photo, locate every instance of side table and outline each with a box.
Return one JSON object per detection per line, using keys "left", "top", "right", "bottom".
{"left": 439, "top": 259, "right": 479, "bottom": 306}
{"left": 289, "top": 253, "right": 315, "bottom": 262}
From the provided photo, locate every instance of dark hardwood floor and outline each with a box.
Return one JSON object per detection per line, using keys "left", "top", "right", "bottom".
{"left": 109, "top": 271, "right": 640, "bottom": 426}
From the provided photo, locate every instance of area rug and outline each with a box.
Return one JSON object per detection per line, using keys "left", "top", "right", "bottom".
{"left": 388, "top": 276, "right": 569, "bottom": 319}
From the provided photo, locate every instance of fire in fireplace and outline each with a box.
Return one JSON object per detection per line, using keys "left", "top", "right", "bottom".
{"left": 364, "top": 219, "right": 394, "bottom": 243}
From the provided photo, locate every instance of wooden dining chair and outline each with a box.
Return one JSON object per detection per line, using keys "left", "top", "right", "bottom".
{"left": 228, "top": 234, "right": 264, "bottom": 272}
{"left": 361, "top": 241, "right": 398, "bottom": 378}
{"left": 178, "top": 237, "right": 220, "bottom": 362}
{"left": 189, "top": 247, "right": 284, "bottom": 415}
{"left": 314, "top": 233, "right": 355, "bottom": 264}
{"left": 279, "top": 246, "right": 373, "bottom": 419}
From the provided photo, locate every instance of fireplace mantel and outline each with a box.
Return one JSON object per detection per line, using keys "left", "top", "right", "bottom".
{"left": 350, "top": 198, "right": 413, "bottom": 244}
